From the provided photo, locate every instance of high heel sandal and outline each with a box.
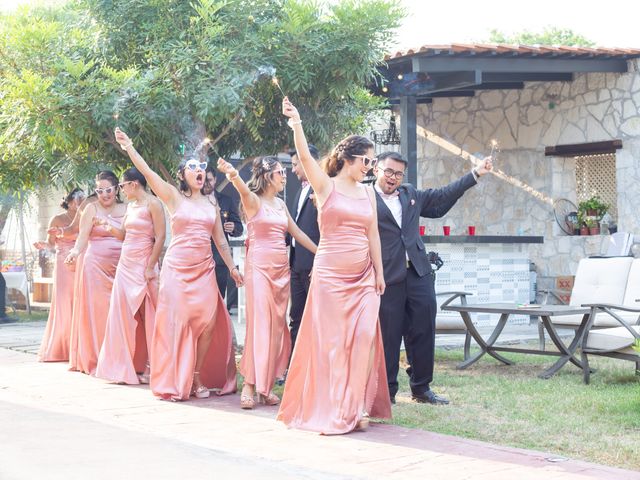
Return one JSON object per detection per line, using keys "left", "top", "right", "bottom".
{"left": 191, "top": 371, "right": 210, "bottom": 399}
{"left": 137, "top": 362, "right": 151, "bottom": 384}
{"left": 240, "top": 394, "right": 256, "bottom": 409}
{"left": 355, "top": 413, "right": 370, "bottom": 432}
{"left": 258, "top": 392, "right": 280, "bottom": 406}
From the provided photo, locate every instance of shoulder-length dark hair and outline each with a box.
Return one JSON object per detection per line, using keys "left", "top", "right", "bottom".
{"left": 176, "top": 158, "right": 216, "bottom": 206}
{"left": 95, "top": 170, "right": 122, "bottom": 203}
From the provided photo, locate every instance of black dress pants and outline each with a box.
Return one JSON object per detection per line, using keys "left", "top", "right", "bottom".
{"left": 289, "top": 268, "right": 311, "bottom": 353}
{"left": 379, "top": 265, "right": 437, "bottom": 397}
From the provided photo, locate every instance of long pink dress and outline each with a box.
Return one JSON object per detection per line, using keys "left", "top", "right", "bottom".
{"left": 277, "top": 186, "right": 392, "bottom": 434}
{"left": 240, "top": 202, "right": 291, "bottom": 397}
{"left": 96, "top": 203, "right": 159, "bottom": 384}
{"left": 68, "top": 211, "right": 124, "bottom": 375}
{"left": 38, "top": 235, "right": 76, "bottom": 362}
{"left": 150, "top": 199, "right": 236, "bottom": 401}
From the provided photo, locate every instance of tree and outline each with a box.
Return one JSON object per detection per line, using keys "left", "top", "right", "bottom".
{"left": 0, "top": 0, "right": 403, "bottom": 192}
{"left": 487, "top": 27, "right": 595, "bottom": 47}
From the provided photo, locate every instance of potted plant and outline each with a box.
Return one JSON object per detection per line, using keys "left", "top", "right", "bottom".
{"left": 577, "top": 212, "right": 589, "bottom": 235}
{"left": 586, "top": 218, "right": 600, "bottom": 235}
{"left": 578, "top": 196, "right": 609, "bottom": 220}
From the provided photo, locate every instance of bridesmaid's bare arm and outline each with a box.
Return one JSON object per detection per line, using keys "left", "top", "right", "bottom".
{"left": 216, "top": 158, "right": 260, "bottom": 219}
{"left": 285, "top": 207, "right": 317, "bottom": 254}
{"left": 49, "top": 196, "right": 95, "bottom": 239}
{"left": 115, "top": 128, "right": 181, "bottom": 212}
{"left": 366, "top": 188, "right": 385, "bottom": 296}
{"left": 65, "top": 204, "right": 96, "bottom": 263}
{"left": 211, "top": 207, "right": 245, "bottom": 287}
{"left": 147, "top": 198, "right": 166, "bottom": 272}
{"left": 282, "top": 97, "right": 332, "bottom": 205}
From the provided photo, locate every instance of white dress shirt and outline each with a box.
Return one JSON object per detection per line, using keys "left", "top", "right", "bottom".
{"left": 374, "top": 184, "right": 402, "bottom": 228}
{"left": 292, "top": 184, "right": 311, "bottom": 247}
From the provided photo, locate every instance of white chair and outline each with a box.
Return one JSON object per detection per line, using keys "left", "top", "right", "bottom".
{"left": 538, "top": 257, "right": 635, "bottom": 349}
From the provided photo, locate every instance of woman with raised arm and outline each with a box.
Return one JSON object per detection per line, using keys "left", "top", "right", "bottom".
{"left": 114, "top": 128, "right": 242, "bottom": 401}
{"left": 217, "top": 156, "right": 317, "bottom": 410}
{"left": 35, "top": 188, "right": 86, "bottom": 362}
{"left": 96, "top": 167, "right": 166, "bottom": 385}
{"left": 277, "top": 97, "right": 391, "bottom": 434}
{"left": 65, "top": 172, "right": 126, "bottom": 375}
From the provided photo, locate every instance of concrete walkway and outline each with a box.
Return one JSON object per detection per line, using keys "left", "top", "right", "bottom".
{"left": 0, "top": 323, "right": 638, "bottom": 479}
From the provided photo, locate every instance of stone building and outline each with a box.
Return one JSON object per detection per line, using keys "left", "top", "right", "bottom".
{"left": 374, "top": 44, "right": 640, "bottom": 291}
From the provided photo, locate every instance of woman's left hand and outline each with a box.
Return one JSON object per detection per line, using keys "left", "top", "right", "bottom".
{"left": 230, "top": 267, "right": 244, "bottom": 287}
{"left": 144, "top": 267, "right": 157, "bottom": 281}
{"left": 375, "top": 271, "right": 386, "bottom": 296}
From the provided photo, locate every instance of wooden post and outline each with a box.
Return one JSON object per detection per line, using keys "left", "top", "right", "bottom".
{"left": 400, "top": 95, "right": 418, "bottom": 186}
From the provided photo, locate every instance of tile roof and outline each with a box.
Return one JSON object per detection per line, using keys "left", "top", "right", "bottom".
{"left": 385, "top": 43, "right": 640, "bottom": 61}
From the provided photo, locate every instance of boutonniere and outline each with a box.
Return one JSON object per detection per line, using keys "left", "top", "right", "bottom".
{"left": 410, "top": 199, "right": 415, "bottom": 206}
{"left": 309, "top": 194, "right": 315, "bottom": 200}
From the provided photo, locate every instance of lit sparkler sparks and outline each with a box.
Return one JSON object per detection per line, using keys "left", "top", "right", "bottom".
{"left": 271, "top": 76, "right": 286, "bottom": 97}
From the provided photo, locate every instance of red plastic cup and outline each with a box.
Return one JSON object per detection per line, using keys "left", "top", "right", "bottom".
{"left": 468, "top": 225, "right": 476, "bottom": 236}
{"left": 443, "top": 225, "right": 451, "bottom": 236}
{"left": 419, "top": 226, "right": 426, "bottom": 236}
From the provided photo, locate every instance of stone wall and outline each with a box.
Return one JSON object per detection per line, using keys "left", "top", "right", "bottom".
{"left": 413, "top": 59, "right": 640, "bottom": 289}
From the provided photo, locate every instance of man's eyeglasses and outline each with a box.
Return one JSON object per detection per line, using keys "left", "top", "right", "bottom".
{"left": 118, "top": 181, "right": 134, "bottom": 189}
{"left": 185, "top": 159, "right": 208, "bottom": 171}
{"left": 95, "top": 186, "right": 117, "bottom": 195}
{"left": 382, "top": 168, "right": 405, "bottom": 181}
{"left": 352, "top": 155, "right": 378, "bottom": 168}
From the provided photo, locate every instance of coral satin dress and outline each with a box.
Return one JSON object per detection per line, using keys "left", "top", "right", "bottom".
{"left": 69, "top": 211, "right": 124, "bottom": 375}
{"left": 38, "top": 234, "right": 76, "bottom": 362}
{"left": 240, "top": 201, "right": 291, "bottom": 397}
{"left": 277, "top": 185, "right": 392, "bottom": 434}
{"left": 96, "top": 202, "right": 159, "bottom": 384}
{"left": 150, "top": 198, "right": 236, "bottom": 401}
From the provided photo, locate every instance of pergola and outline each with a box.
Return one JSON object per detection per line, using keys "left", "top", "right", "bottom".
{"left": 372, "top": 44, "right": 640, "bottom": 185}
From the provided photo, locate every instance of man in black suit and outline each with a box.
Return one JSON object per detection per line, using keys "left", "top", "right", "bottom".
{"left": 288, "top": 144, "right": 321, "bottom": 351}
{"left": 374, "top": 151, "right": 492, "bottom": 405}
{"left": 205, "top": 168, "right": 243, "bottom": 307}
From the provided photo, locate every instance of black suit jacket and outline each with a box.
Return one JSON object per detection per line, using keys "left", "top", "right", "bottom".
{"left": 211, "top": 192, "right": 243, "bottom": 265}
{"left": 376, "top": 172, "right": 477, "bottom": 285}
{"left": 290, "top": 186, "right": 320, "bottom": 272}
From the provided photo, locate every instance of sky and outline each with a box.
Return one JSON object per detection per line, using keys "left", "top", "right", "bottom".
{"left": 1, "top": 0, "right": 639, "bottom": 49}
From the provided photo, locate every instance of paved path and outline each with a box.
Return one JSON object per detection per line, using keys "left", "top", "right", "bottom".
{"left": 0, "top": 327, "right": 638, "bottom": 479}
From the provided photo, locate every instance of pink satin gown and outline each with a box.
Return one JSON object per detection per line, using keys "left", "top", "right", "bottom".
{"left": 240, "top": 202, "right": 291, "bottom": 397}
{"left": 38, "top": 236, "right": 76, "bottom": 362}
{"left": 277, "top": 185, "right": 392, "bottom": 434}
{"left": 68, "top": 212, "right": 124, "bottom": 375}
{"left": 96, "top": 203, "right": 159, "bottom": 384}
{"left": 150, "top": 199, "right": 236, "bottom": 401}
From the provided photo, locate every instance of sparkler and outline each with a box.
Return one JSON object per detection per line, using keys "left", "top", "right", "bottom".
{"left": 489, "top": 139, "right": 499, "bottom": 159}
{"left": 271, "top": 76, "right": 286, "bottom": 97}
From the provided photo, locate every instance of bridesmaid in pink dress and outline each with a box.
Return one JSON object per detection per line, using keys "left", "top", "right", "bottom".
{"left": 95, "top": 167, "right": 166, "bottom": 384}
{"left": 115, "top": 128, "right": 243, "bottom": 401}
{"left": 35, "top": 188, "right": 86, "bottom": 361}
{"left": 65, "top": 171, "right": 126, "bottom": 375}
{"left": 277, "top": 98, "right": 392, "bottom": 434}
{"left": 217, "top": 156, "right": 317, "bottom": 409}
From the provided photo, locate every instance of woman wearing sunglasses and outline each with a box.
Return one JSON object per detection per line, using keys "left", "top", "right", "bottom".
{"left": 95, "top": 167, "right": 166, "bottom": 385}
{"left": 114, "top": 128, "right": 242, "bottom": 401}
{"left": 277, "top": 97, "right": 391, "bottom": 434}
{"left": 217, "top": 156, "right": 317, "bottom": 410}
{"left": 65, "top": 171, "right": 126, "bottom": 375}
{"left": 34, "top": 188, "right": 86, "bottom": 362}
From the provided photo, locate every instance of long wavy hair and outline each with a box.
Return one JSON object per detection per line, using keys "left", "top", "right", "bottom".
{"left": 246, "top": 156, "right": 280, "bottom": 196}
{"left": 321, "top": 135, "right": 374, "bottom": 177}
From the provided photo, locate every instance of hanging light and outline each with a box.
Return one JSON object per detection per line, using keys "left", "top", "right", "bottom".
{"left": 370, "top": 114, "right": 401, "bottom": 146}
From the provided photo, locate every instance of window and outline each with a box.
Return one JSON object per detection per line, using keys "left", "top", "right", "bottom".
{"left": 574, "top": 153, "right": 617, "bottom": 220}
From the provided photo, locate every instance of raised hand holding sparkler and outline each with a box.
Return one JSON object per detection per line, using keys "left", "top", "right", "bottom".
{"left": 271, "top": 76, "right": 286, "bottom": 97}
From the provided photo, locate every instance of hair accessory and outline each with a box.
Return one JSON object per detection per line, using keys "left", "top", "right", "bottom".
{"left": 262, "top": 158, "right": 272, "bottom": 171}
{"left": 336, "top": 144, "right": 346, "bottom": 154}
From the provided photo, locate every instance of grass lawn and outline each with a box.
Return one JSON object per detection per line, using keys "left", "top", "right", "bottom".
{"left": 5, "top": 309, "right": 49, "bottom": 322}
{"left": 388, "top": 347, "right": 640, "bottom": 471}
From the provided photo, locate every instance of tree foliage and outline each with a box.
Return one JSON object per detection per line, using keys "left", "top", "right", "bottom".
{"left": 0, "top": 0, "right": 403, "bottom": 192}
{"left": 487, "top": 27, "right": 595, "bottom": 47}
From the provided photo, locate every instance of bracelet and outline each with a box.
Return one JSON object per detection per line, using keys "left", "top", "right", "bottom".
{"left": 287, "top": 119, "right": 302, "bottom": 128}
{"left": 57, "top": 227, "right": 64, "bottom": 237}
{"left": 120, "top": 142, "right": 133, "bottom": 150}
{"left": 227, "top": 172, "right": 239, "bottom": 181}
